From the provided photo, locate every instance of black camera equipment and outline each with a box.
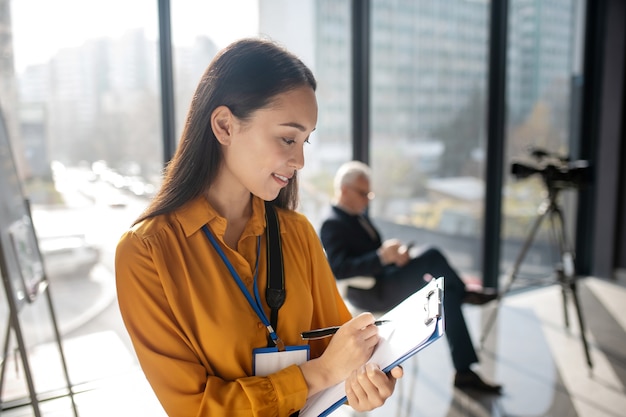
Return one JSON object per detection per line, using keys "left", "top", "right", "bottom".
{"left": 480, "top": 147, "right": 593, "bottom": 370}
{"left": 510, "top": 147, "right": 591, "bottom": 190}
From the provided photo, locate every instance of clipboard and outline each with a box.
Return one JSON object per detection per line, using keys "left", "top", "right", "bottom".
{"left": 300, "top": 277, "right": 445, "bottom": 417}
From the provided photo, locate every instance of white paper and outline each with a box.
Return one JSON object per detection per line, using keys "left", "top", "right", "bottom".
{"left": 300, "top": 277, "right": 445, "bottom": 417}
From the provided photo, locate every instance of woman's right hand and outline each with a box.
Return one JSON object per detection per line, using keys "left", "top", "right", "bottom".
{"left": 300, "top": 312, "right": 380, "bottom": 397}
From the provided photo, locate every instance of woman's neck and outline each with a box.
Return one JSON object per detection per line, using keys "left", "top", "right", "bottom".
{"left": 205, "top": 181, "right": 253, "bottom": 249}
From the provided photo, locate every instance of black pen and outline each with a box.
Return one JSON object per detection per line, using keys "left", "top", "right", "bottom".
{"left": 300, "top": 320, "right": 391, "bottom": 340}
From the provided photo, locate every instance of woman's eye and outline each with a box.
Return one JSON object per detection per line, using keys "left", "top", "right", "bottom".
{"left": 282, "top": 138, "right": 296, "bottom": 145}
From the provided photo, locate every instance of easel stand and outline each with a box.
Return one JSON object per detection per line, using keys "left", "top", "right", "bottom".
{"left": 479, "top": 186, "right": 593, "bottom": 370}
{"left": 0, "top": 110, "right": 79, "bottom": 415}
{"left": 0, "top": 256, "right": 79, "bottom": 416}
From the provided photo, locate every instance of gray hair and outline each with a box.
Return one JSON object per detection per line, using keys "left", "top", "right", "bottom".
{"left": 334, "top": 160, "right": 371, "bottom": 192}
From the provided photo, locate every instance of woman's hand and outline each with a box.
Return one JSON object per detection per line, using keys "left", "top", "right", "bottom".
{"left": 300, "top": 312, "right": 380, "bottom": 396}
{"left": 345, "top": 364, "right": 404, "bottom": 412}
{"left": 321, "top": 313, "right": 380, "bottom": 379}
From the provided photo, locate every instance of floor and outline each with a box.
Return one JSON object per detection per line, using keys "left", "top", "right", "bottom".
{"left": 1, "top": 274, "right": 625, "bottom": 417}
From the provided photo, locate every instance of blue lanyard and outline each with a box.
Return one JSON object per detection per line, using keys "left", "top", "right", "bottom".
{"left": 201, "top": 225, "right": 281, "bottom": 346}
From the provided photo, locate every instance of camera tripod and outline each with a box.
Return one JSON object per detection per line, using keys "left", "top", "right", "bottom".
{"left": 479, "top": 185, "right": 593, "bottom": 370}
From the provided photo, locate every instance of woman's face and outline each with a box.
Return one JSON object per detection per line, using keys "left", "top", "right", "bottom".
{"left": 220, "top": 85, "right": 318, "bottom": 201}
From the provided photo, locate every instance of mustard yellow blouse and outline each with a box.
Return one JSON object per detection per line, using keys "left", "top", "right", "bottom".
{"left": 115, "top": 196, "right": 352, "bottom": 417}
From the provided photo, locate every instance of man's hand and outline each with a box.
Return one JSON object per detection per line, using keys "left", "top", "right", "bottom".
{"left": 396, "top": 243, "right": 412, "bottom": 267}
{"left": 378, "top": 239, "right": 411, "bottom": 267}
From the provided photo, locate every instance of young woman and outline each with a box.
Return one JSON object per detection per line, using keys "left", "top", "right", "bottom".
{"left": 115, "top": 38, "right": 402, "bottom": 417}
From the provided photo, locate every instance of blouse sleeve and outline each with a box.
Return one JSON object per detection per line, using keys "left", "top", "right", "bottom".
{"left": 115, "top": 230, "right": 308, "bottom": 417}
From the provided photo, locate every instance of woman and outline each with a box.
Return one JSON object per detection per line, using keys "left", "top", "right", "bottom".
{"left": 115, "top": 38, "right": 402, "bottom": 417}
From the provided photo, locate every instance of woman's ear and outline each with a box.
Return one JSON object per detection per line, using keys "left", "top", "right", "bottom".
{"left": 211, "top": 105, "right": 234, "bottom": 145}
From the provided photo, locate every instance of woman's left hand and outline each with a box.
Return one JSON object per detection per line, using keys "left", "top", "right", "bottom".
{"left": 344, "top": 363, "right": 404, "bottom": 412}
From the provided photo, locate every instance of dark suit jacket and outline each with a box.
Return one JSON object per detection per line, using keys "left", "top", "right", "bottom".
{"left": 319, "top": 205, "right": 385, "bottom": 280}
{"left": 320, "top": 206, "right": 481, "bottom": 371}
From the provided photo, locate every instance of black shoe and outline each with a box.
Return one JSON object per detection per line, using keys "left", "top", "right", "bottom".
{"left": 462, "top": 288, "right": 498, "bottom": 306}
{"left": 454, "top": 370, "right": 502, "bottom": 394}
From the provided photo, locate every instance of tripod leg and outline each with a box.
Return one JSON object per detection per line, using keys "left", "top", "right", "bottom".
{"left": 549, "top": 210, "right": 570, "bottom": 328}
{"left": 558, "top": 266, "right": 570, "bottom": 328}
{"left": 568, "top": 278, "right": 593, "bottom": 369}
{"left": 552, "top": 205, "right": 593, "bottom": 370}
{"left": 480, "top": 201, "right": 550, "bottom": 347}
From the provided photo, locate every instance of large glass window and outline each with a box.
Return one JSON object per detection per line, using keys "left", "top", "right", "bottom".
{"left": 370, "top": 0, "right": 490, "bottom": 280}
{"left": 3, "top": 0, "right": 352, "bottom": 405}
{"left": 7, "top": 0, "right": 161, "bottom": 401}
{"left": 501, "top": 0, "right": 585, "bottom": 287}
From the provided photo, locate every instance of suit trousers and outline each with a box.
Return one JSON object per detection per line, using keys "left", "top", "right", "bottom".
{"left": 345, "top": 247, "right": 479, "bottom": 371}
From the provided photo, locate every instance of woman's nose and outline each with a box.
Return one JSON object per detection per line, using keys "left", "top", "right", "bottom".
{"left": 289, "top": 146, "right": 305, "bottom": 170}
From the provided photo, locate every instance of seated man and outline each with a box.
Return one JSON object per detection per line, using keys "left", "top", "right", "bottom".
{"left": 319, "top": 160, "right": 502, "bottom": 393}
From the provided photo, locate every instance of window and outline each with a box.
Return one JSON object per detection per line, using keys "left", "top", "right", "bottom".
{"left": 501, "top": 0, "right": 585, "bottom": 285}
{"left": 370, "top": 0, "right": 490, "bottom": 279}
{"left": 3, "top": 0, "right": 352, "bottom": 399}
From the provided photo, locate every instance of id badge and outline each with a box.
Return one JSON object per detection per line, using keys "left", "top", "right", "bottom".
{"left": 253, "top": 345, "right": 310, "bottom": 376}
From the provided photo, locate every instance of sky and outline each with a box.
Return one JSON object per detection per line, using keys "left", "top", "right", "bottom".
{"left": 10, "top": 0, "right": 259, "bottom": 72}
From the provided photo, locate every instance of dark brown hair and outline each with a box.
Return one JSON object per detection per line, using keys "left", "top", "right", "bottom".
{"left": 135, "top": 38, "right": 317, "bottom": 225}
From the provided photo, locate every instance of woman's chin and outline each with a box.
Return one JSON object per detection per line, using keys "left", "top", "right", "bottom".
{"left": 255, "top": 190, "right": 281, "bottom": 202}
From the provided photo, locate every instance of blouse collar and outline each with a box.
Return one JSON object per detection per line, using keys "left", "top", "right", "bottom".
{"left": 176, "top": 195, "right": 267, "bottom": 239}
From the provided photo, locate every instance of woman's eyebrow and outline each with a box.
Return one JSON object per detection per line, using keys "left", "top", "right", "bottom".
{"left": 280, "top": 122, "right": 316, "bottom": 133}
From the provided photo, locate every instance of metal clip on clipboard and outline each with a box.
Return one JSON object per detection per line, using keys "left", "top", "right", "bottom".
{"left": 424, "top": 287, "right": 442, "bottom": 325}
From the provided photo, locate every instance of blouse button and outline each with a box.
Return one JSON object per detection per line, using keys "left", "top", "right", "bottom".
{"left": 257, "top": 322, "right": 264, "bottom": 329}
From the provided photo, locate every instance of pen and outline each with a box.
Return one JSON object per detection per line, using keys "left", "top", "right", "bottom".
{"left": 300, "top": 320, "right": 391, "bottom": 340}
